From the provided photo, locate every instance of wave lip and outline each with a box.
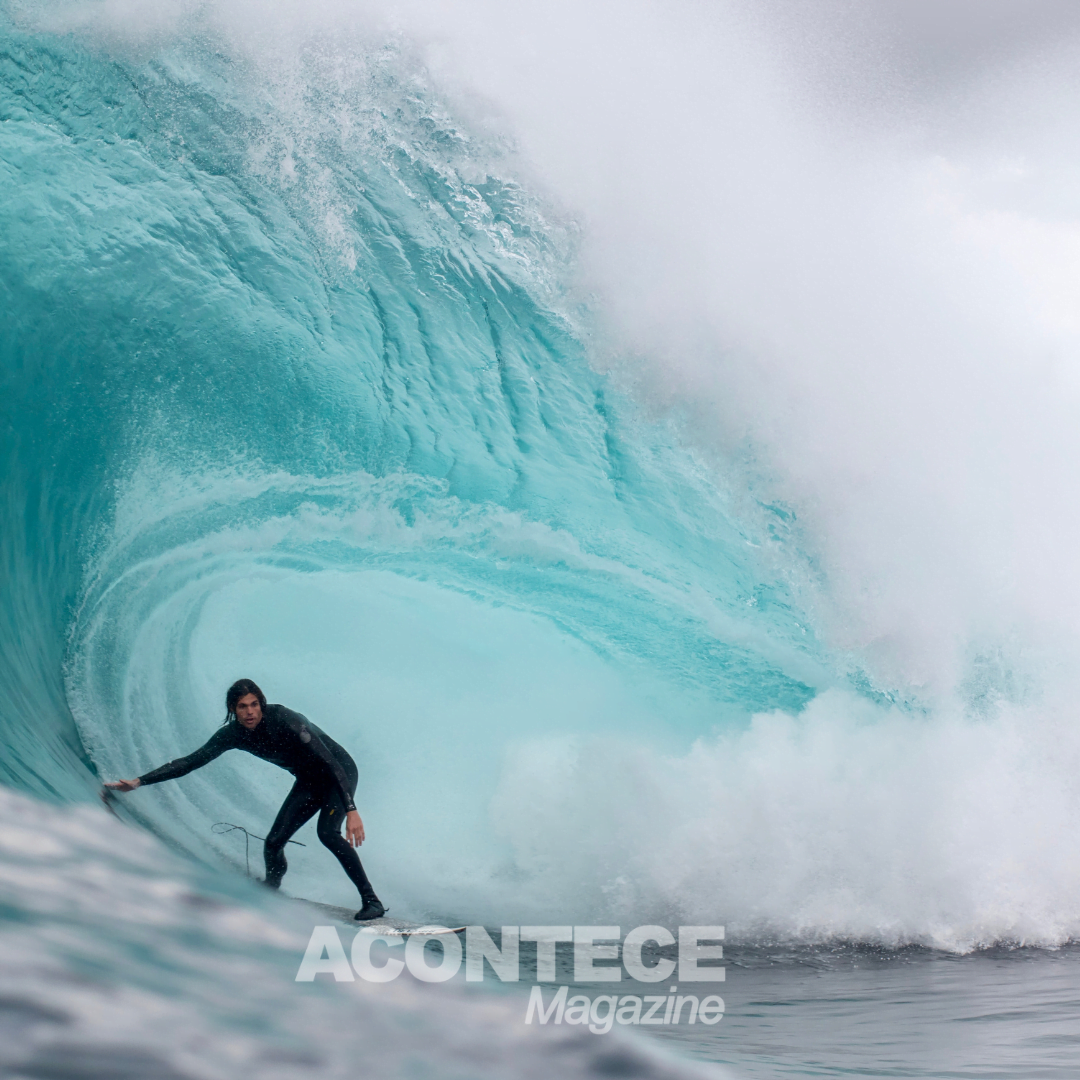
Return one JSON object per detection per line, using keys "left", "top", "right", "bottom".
{"left": 4, "top": 2, "right": 1079, "bottom": 969}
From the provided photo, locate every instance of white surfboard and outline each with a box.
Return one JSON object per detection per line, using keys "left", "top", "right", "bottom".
{"left": 294, "top": 898, "right": 465, "bottom": 935}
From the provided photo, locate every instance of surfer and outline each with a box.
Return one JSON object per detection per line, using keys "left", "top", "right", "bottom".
{"left": 104, "top": 678, "right": 387, "bottom": 921}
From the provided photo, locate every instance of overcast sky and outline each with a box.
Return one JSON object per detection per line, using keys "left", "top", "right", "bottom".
{"left": 27, "top": 0, "right": 1080, "bottom": 698}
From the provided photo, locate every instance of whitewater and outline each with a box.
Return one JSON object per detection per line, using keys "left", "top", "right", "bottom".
{"left": 3, "top": 1, "right": 1080, "bottom": 1076}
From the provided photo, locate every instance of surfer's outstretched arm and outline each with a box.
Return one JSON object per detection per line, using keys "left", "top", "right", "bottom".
{"left": 105, "top": 726, "right": 236, "bottom": 792}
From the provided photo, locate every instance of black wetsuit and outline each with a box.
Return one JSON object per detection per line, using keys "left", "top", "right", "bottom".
{"left": 137, "top": 704, "right": 377, "bottom": 902}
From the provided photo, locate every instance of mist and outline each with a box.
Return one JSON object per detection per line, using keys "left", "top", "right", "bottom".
{"left": 12, "top": 0, "right": 1080, "bottom": 944}
{"left": 30, "top": 0, "right": 1080, "bottom": 701}
{"left": 382, "top": 0, "right": 1080, "bottom": 704}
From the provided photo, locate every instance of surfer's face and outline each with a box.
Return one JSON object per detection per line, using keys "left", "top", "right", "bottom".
{"left": 235, "top": 693, "right": 263, "bottom": 729}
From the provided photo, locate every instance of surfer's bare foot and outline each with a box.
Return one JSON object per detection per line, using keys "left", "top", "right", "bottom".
{"left": 104, "top": 779, "right": 141, "bottom": 792}
{"left": 354, "top": 899, "right": 386, "bottom": 921}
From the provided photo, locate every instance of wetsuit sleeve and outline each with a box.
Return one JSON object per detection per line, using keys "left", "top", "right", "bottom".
{"left": 137, "top": 726, "right": 236, "bottom": 786}
{"left": 283, "top": 713, "right": 357, "bottom": 813}
{"left": 307, "top": 731, "right": 357, "bottom": 812}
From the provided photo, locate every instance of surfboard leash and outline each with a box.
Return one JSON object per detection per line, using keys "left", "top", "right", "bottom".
{"left": 211, "top": 822, "right": 306, "bottom": 878}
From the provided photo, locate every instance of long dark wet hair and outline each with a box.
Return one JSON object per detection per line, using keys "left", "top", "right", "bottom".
{"left": 225, "top": 678, "right": 267, "bottom": 722}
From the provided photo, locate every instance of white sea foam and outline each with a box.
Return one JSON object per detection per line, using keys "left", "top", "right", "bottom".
{"left": 0, "top": 787, "right": 722, "bottom": 1080}
{"left": 25, "top": 0, "right": 1080, "bottom": 948}
{"left": 63, "top": 461, "right": 1080, "bottom": 948}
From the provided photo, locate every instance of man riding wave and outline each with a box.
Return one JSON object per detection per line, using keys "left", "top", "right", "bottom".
{"left": 106, "top": 678, "right": 386, "bottom": 921}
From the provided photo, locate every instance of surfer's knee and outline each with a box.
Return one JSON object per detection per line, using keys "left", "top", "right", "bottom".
{"left": 316, "top": 821, "right": 344, "bottom": 849}
{"left": 264, "top": 831, "right": 288, "bottom": 857}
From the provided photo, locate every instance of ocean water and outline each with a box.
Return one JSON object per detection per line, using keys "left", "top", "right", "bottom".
{"left": 3, "top": 2, "right": 1080, "bottom": 1077}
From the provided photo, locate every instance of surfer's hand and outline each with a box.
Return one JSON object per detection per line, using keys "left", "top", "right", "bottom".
{"left": 104, "top": 779, "right": 141, "bottom": 792}
{"left": 345, "top": 810, "right": 364, "bottom": 847}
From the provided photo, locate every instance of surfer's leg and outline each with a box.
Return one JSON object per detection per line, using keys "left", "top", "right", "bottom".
{"left": 315, "top": 785, "right": 379, "bottom": 903}
{"left": 264, "top": 782, "right": 320, "bottom": 888}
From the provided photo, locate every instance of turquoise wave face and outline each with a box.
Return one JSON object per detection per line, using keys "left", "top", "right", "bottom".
{"left": 9, "top": 8, "right": 1080, "bottom": 955}
{"left": 0, "top": 17, "right": 825, "bottom": 915}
